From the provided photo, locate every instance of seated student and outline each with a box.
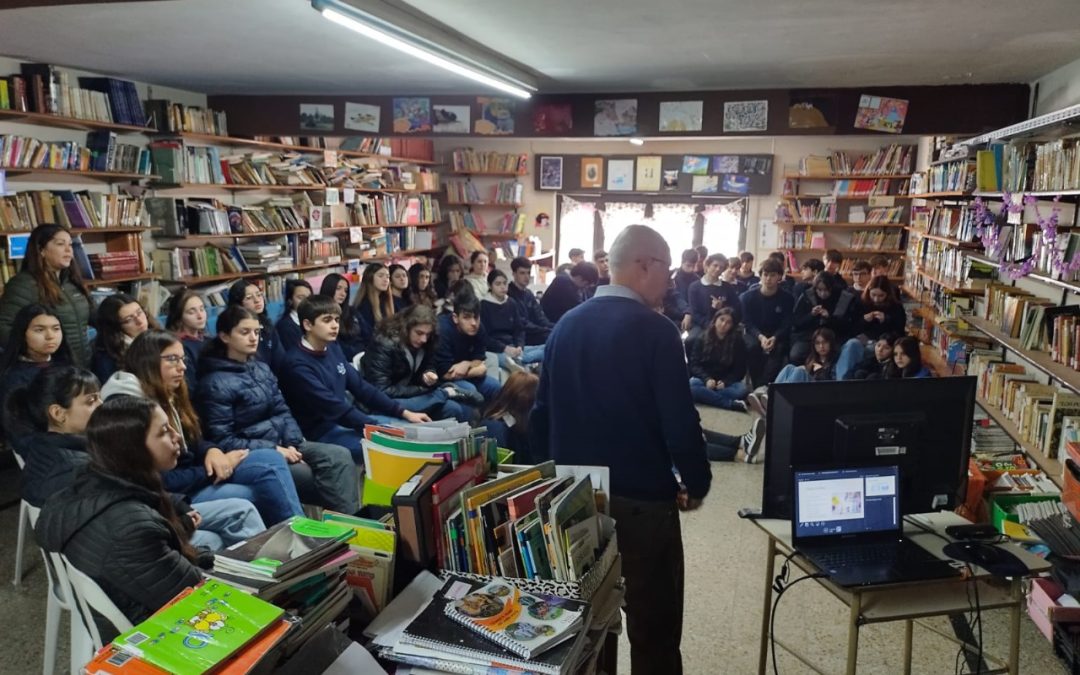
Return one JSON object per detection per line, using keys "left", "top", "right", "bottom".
{"left": 735, "top": 251, "right": 759, "bottom": 294}
{"left": 556, "top": 248, "right": 586, "bottom": 277}
{"left": 792, "top": 258, "right": 825, "bottom": 298}
{"left": 36, "top": 397, "right": 205, "bottom": 641}
{"left": 362, "top": 304, "right": 473, "bottom": 421}
{"left": 695, "top": 245, "right": 709, "bottom": 275}
{"left": 408, "top": 264, "right": 438, "bottom": 308}
{"left": 540, "top": 261, "right": 598, "bottom": 323}
{"left": 790, "top": 272, "right": 854, "bottom": 364}
{"left": 278, "top": 295, "right": 431, "bottom": 462}
{"left": 850, "top": 259, "right": 872, "bottom": 294}
{"left": 851, "top": 276, "right": 907, "bottom": 342}
{"left": 870, "top": 254, "right": 902, "bottom": 300}
{"left": 481, "top": 269, "right": 544, "bottom": 373}
{"left": 320, "top": 273, "right": 364, "bottom": 361}
{"left": 662, "top": 279, "right": 693, "bottom": 333}
{"left": 481, "top": 371, "right": 539, "bottom": 464}
{"left": 11, "top": 367, "right": 263, "bottom": 551}
{"left": 770, "top": 251, "right": 796, "bottom": 295}
{"left": 354, "top": 263, "right": 396, "bottom": 351}
{"left": 388, "top": 263, "right": 411, "bottom": 312}
{"left": 227, "top": 281, "right": 282, "bottom": 370}
{"left": 685, "top": 307, "right": 749, "bottom": 412}
{"left": 773, "top": 327, "right": 840, "bottom": 384}
{"left": 881, "top": 336, "right": 932, "bottom": 379}
{"left": 702, "top": 423, "right": 766, "bottom": 463}
{"left": 196, "top": 306, "right": 360, "bottom": 515}
{"left": 463, "top": 251, "right": 490, "bottom": 300}
{"left": 508, "top": 257, "right": 551, "bottom": 345}
{"left": 434, "top": 254, "right": 465, "bottom": 301}
{"left": 740, "top": 259, "right": 795, "bottom": 388}
{"left": 0, "top": 305, "right": 71, "bottom": 431}
{"left": 436, "top": 285, "right": 502, "bottom": 402}
{"left": 671, "top": 249, "right": 700, "bottom": 303}
{"left": 822, "top": 249, "right": 849, "bottom": 293}
{"left": 593, "top": 249, "right": 610, "bottom": 287}
{"left": 687, "top": 254, "right": 741, "bottom": 336}
{"left": 275, "top": 279, "right": 312, "bottom": 355}
{"left": 91, "top": 293, "right": 158, "bottom": 383}
{"left": 101, "top": 330, "right": 303, "bottom": 525}
{"left": 848, "top": 332, "right": 897, "bottom": 380}
{"left": 165, "top": 289, "right": 209, "bottom": 392}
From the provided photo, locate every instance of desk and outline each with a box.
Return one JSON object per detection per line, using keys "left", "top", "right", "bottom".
{"left": 753, "top": 512, "right": 1050, "bottom": 675}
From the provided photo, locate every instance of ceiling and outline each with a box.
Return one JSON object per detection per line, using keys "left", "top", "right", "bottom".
{"left": 1, "top": 0, "right": 1080, "bottom": 95}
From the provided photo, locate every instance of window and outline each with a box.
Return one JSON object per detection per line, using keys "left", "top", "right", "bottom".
{"left": 556, "top": 197, "right": 597, "bottom": 266}
{"left": 701, "top": 202, "right": 744, "bottom": 258}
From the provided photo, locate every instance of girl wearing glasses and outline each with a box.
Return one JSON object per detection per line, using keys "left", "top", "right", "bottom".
{"left": 165, "top": 289, "right": 209, "bottom": 391}
{"left": 773, "top": 327, "right": 840, "bottom": 384}
{"left": 91, "top": 293, "right": 160, "bottom": 383}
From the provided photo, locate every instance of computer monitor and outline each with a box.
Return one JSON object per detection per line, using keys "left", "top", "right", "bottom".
{"left": 761, "top": 377, "right": 976, "bottom": 519}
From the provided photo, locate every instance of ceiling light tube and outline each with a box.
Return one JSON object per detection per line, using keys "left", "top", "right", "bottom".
{"left": 315, "top": 4, "right": 533, "bottom": 99}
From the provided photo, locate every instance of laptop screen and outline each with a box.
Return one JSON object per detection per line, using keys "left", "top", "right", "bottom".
{"left": 794, "top": 466, "right": 900, "bottom": 539}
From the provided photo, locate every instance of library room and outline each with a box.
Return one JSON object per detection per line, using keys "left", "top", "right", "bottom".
{"left": 4, "top": 1, "right": 1080, "bottom": 673}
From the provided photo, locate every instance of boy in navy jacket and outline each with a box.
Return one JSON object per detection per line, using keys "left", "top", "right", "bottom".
{"left": 481, "top": 269, "right": 544, "bottom": 372}
{"left": 278, "top": 294, "right": 430, "bottom": 461}
{"left": 508, "top": 257, "right": 551, "bottom": 345}
{"left": 435, "top": 286, "right": 502, "bottom": 402}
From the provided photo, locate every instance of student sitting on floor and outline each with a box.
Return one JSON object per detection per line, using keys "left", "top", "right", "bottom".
{"left": 435, "top": 285, "right": 503, "bottom": 402}
{"left": 354, "top": 263, "right": 396, "bottom": 351}
{"left": 101, "top": 330, "right": 303, "bottom": 525}
{"left": 740, "top": 259, "right": 795, "bottom": 388}
{"left": 227, "top": 281, "right": 283, "bottom": 370}
{"left": 822, "top": 249, "right": 848, "bottom": 293}
{"left": 687, "top": 254, "right": 741, "bottom": 338}
{"left": 770, "top": 251, "right": 796, "bottom": 295}
{"left": 790, "top": 271, "right": 854, "bottom": 364}
{"left": 685, "top": 307, "right": 749, "bottom": 412}
{"left": 671, "top": 248, "right": 700, "bottom": 303}
{"left": 540, "top": 261, "right": 599, "bottom": 323}
{"left": 850, "top": 259, "right": 872, "bottom": 293}
{"left": 772, "top": 327, "right": 839, "bottom": 384}
{"left": 870, "top": 254, "right": 902, "bottom": 300}
{"left": 362, "top": 304, "right": 474, "bottom": 422}
{"left": 319, "top": 273, "right": 364, "bottom": 361}
{"left": 849, "top": 332, "right": 897, "bottom": 379}
{"left": 702, "top": 423, "right": 766, "bottom": 463}
{"left": 0, "top": 304, "right": 71, "bottom": 432}
{"left": 408, "top": 263, "right": 438, "bottom": 308}
{"left": 463, "top": 251, "right": 491, "bottom": 300}
{"left": 278, "top": 294, "right": 431, "bottom": 463}
{"left": 275, "top": 279, "right": 312, "bottom": 355}
{"left": 165, "top": 289, "right": 209, "bottom": 392}
{"left": 388, "top": 264, "right": 411, "bottom": 312}
{"left": 792, "top": 259, "right": 824, "bottom": 298}
{"left": 91, "top": 293, "right": 158, "bottom": 383}
{"left": 734, "top": 251, "right": 759, "bottom": 294}
{"left": 508, "top": 256, "right": 551, "bottom": 346}
{"left": 851, "top": 276, "right": 907, "bottom": 341}
{"left": 480, "top": 371, "right": 539, "bottom": 464}
{"left": 196, "top": 306, "right": 360, "bottom": 516}
{"left": 481, "top": 269, "right": 544, "bottom": 373}
{"left": 881, "top": 336, "right": 932, "bottom": 379}
{"left": 434, "top": 254, "right": 465, "bottom": 301}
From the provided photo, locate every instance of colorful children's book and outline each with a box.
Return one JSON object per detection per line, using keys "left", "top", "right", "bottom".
{"left": 322, "top": 511, "right": 396, "bottom": 613}
{"left": 213, "top": 516, "right": 353, "bottom": 579}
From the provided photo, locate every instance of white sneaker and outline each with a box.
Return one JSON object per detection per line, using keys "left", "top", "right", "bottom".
{"left": 742, "top": 417, "right": 766, "bottom": 463}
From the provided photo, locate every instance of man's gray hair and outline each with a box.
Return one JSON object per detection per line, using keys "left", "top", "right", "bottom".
{"left": 609, "top": 224, "right": 669, "bottom": 269}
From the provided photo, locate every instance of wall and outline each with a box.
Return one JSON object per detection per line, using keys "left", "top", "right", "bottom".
{"left": 1033, "top": 56, "right": 1080, "bottom": 115}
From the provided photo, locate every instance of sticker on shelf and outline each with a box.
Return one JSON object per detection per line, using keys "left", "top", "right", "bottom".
{"left": 0, "top": 169, "right": 5, "bottom": 195}
{"left": 324, "top": 150, "right": 338, "bottom": 168}
{"left": 819, "top": 196, "right": 836, "bottom": 204}
{"left": 349, "top": 227, "right": 361, "bottom": 244}
{"left": 310, "top": 227, "right": 324, "bottom": 240}
{"left": 869, "top": 196, "right": 896, "bottom": 207}
{"left": 325, "top": 187, "right": 340, "bottom": 205}
{"left": 343, "top": 187, "right": 356, "bottom": 205}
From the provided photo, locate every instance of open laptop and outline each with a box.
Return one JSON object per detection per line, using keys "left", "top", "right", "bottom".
{"left": 792, "top": 465, "right": 960, "bottom": 587}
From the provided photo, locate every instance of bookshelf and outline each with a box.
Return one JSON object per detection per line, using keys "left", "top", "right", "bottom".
{"left": 444, "top": 149, "right": 529, "bottom": 258}
{"left": 168, "top": 131, "right": 437, "bottom": 165}
{"left": 0, "top": 108, "right": 155, "bottom": 134}
{"left": 777, "top": 222, "right": 906, "bottom": 229}
{"left": 4, "top": 168, "right": 158, "bottom": 182}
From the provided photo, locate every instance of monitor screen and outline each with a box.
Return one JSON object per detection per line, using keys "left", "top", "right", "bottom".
{"left": 794, "top": 466, "right": 900, "bottom": 539}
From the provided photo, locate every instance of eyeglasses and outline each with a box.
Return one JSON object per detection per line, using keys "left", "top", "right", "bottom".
{"left": 119, "top": 308, "right": 145, "bottom": 326}
{"left": 160, "top": 354, "right": 185, "bottom": 365}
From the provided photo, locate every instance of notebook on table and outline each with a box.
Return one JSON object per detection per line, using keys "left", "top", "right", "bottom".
{"left": 791, "top": 465, "right": 960, "bottom": 587}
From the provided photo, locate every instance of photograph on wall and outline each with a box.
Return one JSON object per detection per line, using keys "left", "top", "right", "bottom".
{"left": 788, "top": 96, "right": 834, "bottom": 129}
{"left": 681, "top": 155, "right": 710, "bottom": 175}
{"left": 662, "top": 170, "right": 679, "bottom": 191}
{"left": 581, "top": 157, "right": 604, "bottom": 188}
{"left": 658, "top": 101, "right": 704, "bottom": 132}
{"left": 723, "top": 100, "right": 768, "bottom": 132}
{"left": 299, "top": 103, "right": 335, "bottom": 131}
{"left": 594, "top": 99, "right": 638, "bottom": 136}
{"left": 344, "top": 102, "right": 380, "bottom": 132}
{"left": 606, "top": 159, "right": 635, "bottom": 191}
{"left": 722, "top": 175, "right": 751, "bottom": 194}
{"left": 691, "top": 175, "right": 719, "bottom": 193}
{"left": 740, "top": 156, "right": 773, "bottom": 175}
{"left": 712, "top": 155, "right": 740, "bottom": 173}
{"left": 475, "top": 97, "right": 515, "bottom": 135}
{"left": 533, "top": 102, "right": 573, "bottom": 134}
{"left": 392, "top": 97, "right": 431, "bottom": 133}
{"left": 433, "top": 104, "right": 470, "bottom": 133}
{"left": 635, "top": 156, "right": 662, "bottom": 192}
{"left": 540, "top": 156, "right": 563, "bottom": 190}
{"left": 854, "top": 95, "right": 909, "bottom": 133}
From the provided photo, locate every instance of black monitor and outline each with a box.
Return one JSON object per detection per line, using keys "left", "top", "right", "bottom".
{"left": 762, "top": 376, "right": 976, "bottom": 519}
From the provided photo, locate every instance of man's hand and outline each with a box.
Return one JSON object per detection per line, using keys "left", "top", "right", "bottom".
{"left": 276, "top": 445, "right": 303, "bottom": 463}
{"left": 680, "top": 314, "right": 693, "bottom": 332}
{"left": 705, "top": 378, "right": 717, "bottom": 390}
{"left": 402, "top": 410, "right": 431, "bottom": 424}
{"left": 676, "top": 486, "right": 704, "bottom": 511}
{"left": 446, "top": 362, "right": 470, "bottom": 380}
{"left": 421, "top": 371, "right": 439, "bottom": 387}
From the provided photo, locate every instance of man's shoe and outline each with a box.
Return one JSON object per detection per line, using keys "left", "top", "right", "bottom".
{"left": 742, "top": 417, "right": 766, "bottom": 463}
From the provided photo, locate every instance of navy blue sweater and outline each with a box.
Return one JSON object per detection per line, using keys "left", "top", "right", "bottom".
{"left": 671, "top": 268, "right": 700, "bottom": 304}
{"left": 278, "top": 341, "right": 404, "bottom": 440}
{"left": 89, "top": 347, "right": 120, "bottom": 385}
{"left": 274, "top": 313, "right": 303, "bottom": 356}
{"left": 739, "top": 288, "right": 794, "bottom": 342}
{"left": 539, "top": 275, "right": 583, "bottom": 324}
{"left": 507, "top": 282, "right": 551, "bottom": 342}
{"left": 530, "top": 293, "right": 711, "bottom": 501}
{"left": 434, "top": 313, "right": 488, "bottom": 376}
{"left": 179, "top": 334, "right": 206, "bottom": 392}
{"left": 480, "top": 296, "right": 526, "bottom": 350}
{"left": 256, "top": 318, "right": 284, "bottom": 371}
{"left": 687, "top": 279, "right": 741, "bottom": 328}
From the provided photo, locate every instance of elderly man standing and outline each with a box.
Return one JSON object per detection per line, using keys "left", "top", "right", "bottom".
{"left": 531, "top": 224, "right": 712, "bottom": 675}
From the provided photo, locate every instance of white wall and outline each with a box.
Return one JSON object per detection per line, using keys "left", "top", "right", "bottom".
{"left": 1033, "top": 56, "right": 1080, "bottom": 116}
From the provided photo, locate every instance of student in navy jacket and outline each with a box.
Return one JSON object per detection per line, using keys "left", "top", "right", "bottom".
{"left": 435, "top": 285, "right": 502, "bottom": 402}
{"left": 0, "top": 304, "right": 72, "bottom": 440}
{"left": 165, "top": 289, "right": 209, "bottom": 392}
{"left": 388, "top": 264, "right": 411, "bottom": 312}
{"left": 227, "top": 280, "right": 283, "bottom": 371}
{"left": 278, "top": 295, "right": 431, "bottom": 462}
{"left": 319, "top": 274, "right": 364, "bottom": 361}
{"left": 670, "top": 248, "right": 700, "bottom": 304}
{"left": 687, "top": 254, "right": 741, "bottom": 337}
{"left": 789, "top": 272, "right": 854, "bottom": 364}
{"left": 353, "top": 263, "right": 397, "bottom": 351}
{"left": 274, "top": 279, "right": 312, "bottom": 356}
{"left": 734, "top": 251, "right": 760, "bottom": 294}
{"left": 481, "top": 269, "right": 544, "bottom": 372}
{"left": 196, "top": 306, "right": 359, "bottom": 514}
{"left": 540, "top": 262, "right": 598, "bottom": 324}
{"left": 507, "top": 257, "right": 551, "bottom": 345}
{"left": 739, "top": 259, "right": 795, "bottom": 387}
{"left": 90, "top": 293, "right": 157, "bottom": 383}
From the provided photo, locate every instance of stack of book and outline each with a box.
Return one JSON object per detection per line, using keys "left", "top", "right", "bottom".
{"left": 491, "top": 181, "right": 524, "bottom": 206}
{"left": 829, "top": 144, "right": 915, "bottom": 175}
{"left": 450, "top": 149, "right": 528, "bottom": 174}
{"left": 89, "top": 251, "right": 140, "bottom": 280}
{"left": 238, "top": 241, "right": 291, "bottom": 273}
{"left": 145, "top": 99, "right": 228, "bottom": 135}
{"left": 0, "top": 190, "right": 146, "bottom": 231}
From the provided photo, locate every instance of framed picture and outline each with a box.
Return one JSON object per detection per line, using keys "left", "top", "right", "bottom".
{"left": 636, "top": 156, "right": 662, "bottom": 192}
{"left": 540, "top": 156, "right": 563, "bottom": 190}
{"left": 607, "top": 159, "right": 635, "bottom": 191}
{"left": 581, "top": 157, "right": 603, "bottom": 188}
{"left": 344, "top": 102, "right": 380, "bottom": 132}
{"left": 299, "top": 103, "right": 334, "bottom": 131}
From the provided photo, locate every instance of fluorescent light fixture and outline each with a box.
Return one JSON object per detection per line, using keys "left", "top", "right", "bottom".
{"left": 629, "top": 137, "right": 645, "bottom": 146}
{"left": 314, "top": 1, "right": 535, "bottom": 99}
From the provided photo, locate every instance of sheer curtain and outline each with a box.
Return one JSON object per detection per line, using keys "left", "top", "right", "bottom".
{"left": 557, "top": 197, "right": 597, "bottom": 266}
{"left": 701, "top": 201, "right": 744, "bottom": 258}
{"left": 599, "top": 202, "right": 647, "bottom": 253}
{"left": 644, "top": 203, "right": 697, "bottom": 260}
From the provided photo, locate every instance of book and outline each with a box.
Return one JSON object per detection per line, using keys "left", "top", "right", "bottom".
{"left": 112, "top": 579, "right": 284, "bottom": 675}
{"left": 1046, "top": 392, "right": 1080, "bottom": 459}
{"left": 443, "top": 578, "right": 587, "bottom": 660}
{"left": 393, "top": 461, "right": 453, "bottom": 575}
{"left": 213, "top": 516, "right": 353, "bottom": 580}
{"left": 322, "top": 511, "right": 397, "bottom": 613}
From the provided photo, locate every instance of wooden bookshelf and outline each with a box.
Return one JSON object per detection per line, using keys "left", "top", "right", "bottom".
{"left": 964, "top": 315, "right": 1080, "bottom": 396}
{"left": 908, "top": 191, "right": 972, "bottom": 200}
{"left": 3, "top": 168, "right": 159, "bottom": 182}
{"left": 783, "top": 194, "right": 914, "bottom": 201}
{"left": 775, "top": 221, "right": 906, "bottom": 229}
{"left": 447, "top": 201, "right": 523, "bottom": 208}
{"left": 154, "top": 229, "right": 310, "bottom": 243}
{"left": 784, "top": 173, "right": 911, "bottom": 180}
{"left": 0, "top": 226, "right": 152, "bottom": 236}
{"left": 361, "top": 221, "right": 445, "bottom": 229}
{"left": 975, "top": 395, "right": 1063, "bottom": 487}
{"left": 448, "top": 171, "right": 527, "bottom": 177}
{"left": 786, "top": 272, "right": 903, "bottom": 283}
{"left": 785, "top": 248, "right": 905, "bottom": 255}
{"left": 0, "top": 108, "right": 156, "bottom": 135}
{"left": 975, "top": 189, "right": 1080, "bottom": 199}
{"left": 364, "top": 246, "right": 445, "bottom": 261}
{"left": 904, "top": 228, "right": 981, "bottom": 248}
{"left": 171, "top": 132, "right": 436, "bottom": 165}
{"left": 914, "top": 267, "right": 983, "bottom": 295}
{"left": 161, "top": 260, "right": 354, "bottom": 287}
{"left": 84, "top": 273, "right": 158, "bottom": 287}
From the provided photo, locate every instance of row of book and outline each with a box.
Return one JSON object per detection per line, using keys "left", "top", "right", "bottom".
{"left": 849, "top": 229, "right": 903, "bottom": 249}
{"left": 838, "top": 256, "right": 902, "bottom": 277}
{"left": 450, "top": 149, "right": 528, "bottom": 174}
{"left": 991, "top": 139, "right": 1080, "bottom": 194}
{"left": 353, "top": 194, "right": 442, "bottom": 227}
{"left": 798, "top": 145, "right": 915, "bottom": 176}
{"left": 86, "top": 130, "right": 152, "bottom": 175}
{"left": 922, "top": 159, "right": 976, "bottom": 193}
{"left": 88, "top": 251, "right": 141, "bottom": 280}
{"left": 0, "top": 190, "right": 146, "bottom": 231}
{"left": 0, "top": 134, "right": 94, "bottom": 172}
{"left": 911, "top": 205, "right": 979, "bottom": 242}
{"left": 304, "top": 238, "right": 343, "bottom": 265}
{"left": 912, "top": 237, "right": 970, "bottom": 284}
{"left": 152, "top": 245, "right": 247, "bottom": 281}
{"left": 445, "top": 180, "right": 524, "bottom": 206}
{"left": 982, "top": 284, "right": 1055, "bottom": 342}
{"left": 775, "top": 200, "right": 836, "bottom": 223}
{"left": 449, "top": 210, "right": 526, "bottom": 235}
{"left": 833, "top": 178, "right": 910, "bottom": 197}
{"left": 0, "top": 62, "right": 146, "bottom": 127}
{"left": 145, "top": 99, "right": 228, "bottom": 136}
{"left": 853, "top": 205, "right": 905, "bottom": 224}
{"left": 366, "top": 227, "right": 436, "bottom": 255}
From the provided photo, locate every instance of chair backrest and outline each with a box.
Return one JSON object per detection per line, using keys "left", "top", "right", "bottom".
{"left": 25, "top": 501, "right": 40, "bottom": 528}
{"left": 60, "top": 554, "right": 133, "bottom": 649}
{"left": 11, "top": 447, "right": 25, "bottom": 470}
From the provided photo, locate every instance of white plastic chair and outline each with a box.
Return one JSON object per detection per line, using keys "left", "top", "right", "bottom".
{"left": 11, "top": 449, "right": 31, "bottom": 588}
{"left": 42, "top": 551, "right": 93, "bottom": 675}
{"left": 60, "top": 555, "right": 133, "bottom": 654}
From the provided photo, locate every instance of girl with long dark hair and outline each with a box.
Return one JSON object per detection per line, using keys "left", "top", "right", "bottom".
{"left": 434, "top": 254, "right": 464, "bottom": 300}
{"left": 0, "top": 304, "right": 73, "bottom": 431}
{"left": 774, "top": 327, "right": 840, "bottom": 383}
{"left": 319, "top": 273, "right": 363, "bottom": 360}
{"left": 388, "top": 263, "right": 410, "bottom": 311}
{"left": 685, "top": 307, "right": 748, "bottom": 411}
{"left": 227, "top": 280, "right": 282, "bottom": 369}
{"left": 165, "top": 289, "right": 209, "bottom": 390}
{"left": 354, "top": 263, "right": 395, "bottom": 350}
{"left": 407, "top": 263, "right": 438, "bottom": 308}
{"left": 274, "top": 279, "right": 312, "bottom": 353}
{"left": 883, "top": 336, "right": 932, "bottom": 379}
{"left": 91, "top": 293, "right": 159, "bottom": 382}
{"left": 480, "top": 371, "right": 538, "bottom": 463}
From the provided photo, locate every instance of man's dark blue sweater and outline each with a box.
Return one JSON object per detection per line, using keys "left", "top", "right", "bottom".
{"left": 539, "top": 275, "right": 583, "bottom": 324}
{"left": 687, "top": 279, "right": 741, "bottom": 328}
{"left": 278, "top": 340, "right": 404, "bottom": 440}
{"left": 434, "top": 313, "right": 487, "bottom": 376}
{"left": 739, "top": 287, "right": 794, "bottom": 341}
{"left": 480, "top": 295, "right": 526, "bottom": 350}
{"left": 530, "top": 288, "right": 711, "bottom": 502}
{"left": 507, "top": 282, "right": 551, "bottom": 345}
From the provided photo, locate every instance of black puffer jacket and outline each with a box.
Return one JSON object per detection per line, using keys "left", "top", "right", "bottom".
{"left": 685, "top": 334, "right": 748, "bottom": 386}
{"left": 35, "top": 467, "right": 203, "bottom": 641}
{"left": 195, "top": 356, "right": 304, "bottom": 449}
{"left": 13, "top": 431, "right": 90, "bottom": 508}
{"left": 362, "top": 334, "right": 438, "bottom": 399}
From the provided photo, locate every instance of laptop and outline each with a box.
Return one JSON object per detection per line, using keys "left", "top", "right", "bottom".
{"left": 791, "top": 465, "right": 960, "bottom": 587}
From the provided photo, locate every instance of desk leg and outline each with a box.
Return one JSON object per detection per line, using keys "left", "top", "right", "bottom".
{"left": 902, "top": 619, "right": 913, "bottom": 675}
{"left": 1008, "top": 579, "right": 1021, "bottom": 674}
{"left": 846, "top": 592, "right": 861, "bottom": 675}
{"left": 758, "top": 537, "right": 777, "bottom": 675}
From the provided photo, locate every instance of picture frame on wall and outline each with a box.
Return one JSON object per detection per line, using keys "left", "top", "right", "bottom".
{"left": 581, "top": 157, "right": 604, "bottom": 188}
{"left": 540, "top": 156, "right": 563, "bottom": 190}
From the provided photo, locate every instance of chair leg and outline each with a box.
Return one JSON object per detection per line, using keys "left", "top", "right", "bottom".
{"left": 43, "top": 588, "right": 60, "bottom": 675}
{"left": 69, "top": 613, "right": 93, "bottom": 675}
{"left": 13, "top": 501, "right": 28, "bottom": 587}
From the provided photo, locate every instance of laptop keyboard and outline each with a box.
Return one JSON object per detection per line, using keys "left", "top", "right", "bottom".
{"left": 810, "top": 543, "right": 934, "bottom": 569}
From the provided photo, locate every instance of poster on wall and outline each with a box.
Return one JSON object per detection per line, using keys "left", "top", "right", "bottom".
{"left": 299, "top": 103, "right": 334, "bottom": 131}
{"left": 392, "top": 98, "right": 431, "bottom": 133}
{"left": 594, "top": 99, "right": 638, "bottom": 136}
{"left": 788, "top": 96, "right": 834, "bottom": 129}
{"left": 533, "top": 103, "right": 573, "bottom": 134}
{"left": 606, "top": 159, "right": 635, "bottom": 191}
{"left": 723, "top": 100, "right": 768, "bottom": 132}
{"left": 691, "top": 175, "right": 719, "bottom": 193}
{"left": 635, "top": 156, "right": 662, "bottom": 192}
{"left": 540, "top": 156, "right": 563, "bottom": 190}
{"left": 581, "top": 157, "right": 604, "bottom": 188}
{"left": 681, "top": 155, "right": 710, "bottom": 175}
{"left": 344, "top": 102, "right": 379, "bottom": 132}
{"left": 662, "top": 170, "right": 679, "bottom": 191}
{"left": 658, "top": 101, "right": 703, "bottom": 132}
{"left": 475, "top": 97, "right": 515, "bottom": 135}
{"left": 432, "top": 104, "right": 470, "bottom": 133}
{"left": 854, "top": 95, "right": 909, "bottom": 133}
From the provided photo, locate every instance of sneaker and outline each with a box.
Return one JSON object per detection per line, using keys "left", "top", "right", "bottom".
{"left": 446, "top": 384, "right": 485, "bottom": 406}
{"left": 742, "top": 416, "right": 766, "bottom": 463}
{"left": 504, "top": 358, "right": 526, "bottom": 375}
{"left": 760, "top": 393, "right": 769, "bottom": 414}
{"left": 729, "top": 400, "right": 749, "bottom": 413}
{"left": 747, "top": 392, "right": 767, "bottom": 418}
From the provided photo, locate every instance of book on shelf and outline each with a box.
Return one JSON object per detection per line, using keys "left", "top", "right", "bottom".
{"left": 450, "top": 149, "right": 528, "bottom": 174}
{"left": 213, "top": 516, "right": 354, "bottom": 581}
{"left": 977, "top": 146, "right": 1004, "bottom": 192}
{"left": 145, "top": 99, "right": 228, "bottom": 136}
{"left": 77, "top": 75, "right": 146, "bottom": 127}
{"left": 0, "top": 134, "right": 93, "bottom": 172}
